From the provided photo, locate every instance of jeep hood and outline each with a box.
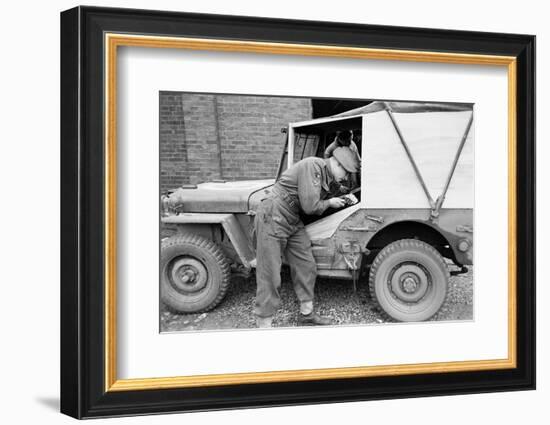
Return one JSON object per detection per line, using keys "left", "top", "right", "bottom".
{"left": 166, "top": 179, "right": 275, "bottom": 213}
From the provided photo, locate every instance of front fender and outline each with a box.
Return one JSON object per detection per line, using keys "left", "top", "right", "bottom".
{"left": 163, "top": 213, "right": 255, "bottom": 268}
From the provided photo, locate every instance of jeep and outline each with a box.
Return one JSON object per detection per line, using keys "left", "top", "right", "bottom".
{"left": 160, "top": 101, "right": 474, "bottom": 322}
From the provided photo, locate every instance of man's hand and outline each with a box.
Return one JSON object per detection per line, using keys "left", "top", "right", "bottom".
{"left": 328, "top": 197, "right": 346, "bottom": 209}
{"left": 338, "top": 184, "right": 350, "bottom": 194}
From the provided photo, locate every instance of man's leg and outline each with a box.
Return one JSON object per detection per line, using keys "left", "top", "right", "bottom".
{"left": 286, "top": 227, "right": 331, "bottom": 326}
{"left": 286, "top": 228, "right": 316, "bottom": 309}
{"left": 254, "top": 219, "right": 286, "bottom": 326}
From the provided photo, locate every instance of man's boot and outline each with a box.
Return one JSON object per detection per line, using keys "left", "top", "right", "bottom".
{"left": 256, "top": 316, "right": 274, "bottom": 328}
{"left": 297, "top": 312, "right": 332, "bottom": 326}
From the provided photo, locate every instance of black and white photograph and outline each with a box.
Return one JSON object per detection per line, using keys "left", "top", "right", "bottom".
{"left": 159, "top": 93, "right": 474, "bottom": 332}
{"left": 53, "top": 2, "right": 537, "bottom": 421}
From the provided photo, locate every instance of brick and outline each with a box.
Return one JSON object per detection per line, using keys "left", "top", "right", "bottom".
{"left": 159, "top": 92, "right": 312, "bottom": 191}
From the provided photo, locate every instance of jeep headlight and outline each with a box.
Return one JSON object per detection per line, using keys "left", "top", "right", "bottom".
{"left": 161, "top": 194, "right": 171, "bottom": 217}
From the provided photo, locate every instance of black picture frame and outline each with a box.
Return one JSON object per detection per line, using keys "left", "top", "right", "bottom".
{"left": 60, "top": 5, "right": 535, "bottom": 419}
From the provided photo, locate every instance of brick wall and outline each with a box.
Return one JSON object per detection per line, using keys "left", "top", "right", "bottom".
{"left": 160, "top": 92, "right": 312, "bottom": 192}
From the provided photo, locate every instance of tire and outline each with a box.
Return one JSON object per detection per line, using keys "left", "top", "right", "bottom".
{"left": 160, "top": 233, "right": 231, "bottom": 313}
{"left": 368, "top": 239, "right": 449, "bottom": 322}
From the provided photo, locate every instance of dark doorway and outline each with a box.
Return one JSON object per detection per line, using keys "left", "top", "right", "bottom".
{"left": 311, "top": 99, "right": 373, "bottom": 118}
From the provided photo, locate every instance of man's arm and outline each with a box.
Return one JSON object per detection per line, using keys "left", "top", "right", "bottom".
{"left": 350, "top": 140, "right": 361, "bottom": 160}
{"left": 323, "top": 139, "right": 339, "bottom": 159}
{"left": 297, "top": 162, "right": 331, "bottom": 215}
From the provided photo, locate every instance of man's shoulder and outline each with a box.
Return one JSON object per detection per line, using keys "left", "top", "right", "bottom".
{"left": 300, "top": 156, "right": 326, "bottom": 169}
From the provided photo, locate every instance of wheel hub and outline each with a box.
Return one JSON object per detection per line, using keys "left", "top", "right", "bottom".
{"left": 401, "top": 274, "right": 419, "bottom": 293}
{"left": 179, "top": 267, "right": 197, "bottom": 284}
{"left": 388, "top": 262, "right": 430, "bottom": 303}
{"left": 168, "top": 257, "right": 208, "bottom": 294}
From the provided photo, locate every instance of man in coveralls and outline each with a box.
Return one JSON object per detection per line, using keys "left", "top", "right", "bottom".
{"left": 254, "top": 146, "right": 360, "bottom": 328}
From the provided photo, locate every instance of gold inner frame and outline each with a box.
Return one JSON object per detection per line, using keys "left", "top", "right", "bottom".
{"left": 104, "top": 33, "right": 517, "bottom": 392}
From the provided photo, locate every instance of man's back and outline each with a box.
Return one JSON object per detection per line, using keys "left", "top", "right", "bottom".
{"left": 274, "top": 157, "right": 333, "bottom": 216}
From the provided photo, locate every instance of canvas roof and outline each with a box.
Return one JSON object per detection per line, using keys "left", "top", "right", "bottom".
{"left": 332, "top": 101, "right": 473, "bottom": 118}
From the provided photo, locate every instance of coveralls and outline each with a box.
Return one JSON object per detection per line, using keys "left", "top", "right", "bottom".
{"left": 253, "top": 157, "right": 335, "bottom": 318}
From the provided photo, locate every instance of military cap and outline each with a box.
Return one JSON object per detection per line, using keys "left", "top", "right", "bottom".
{"left": 332, "top": 146, "right": 360, "bottom": 173}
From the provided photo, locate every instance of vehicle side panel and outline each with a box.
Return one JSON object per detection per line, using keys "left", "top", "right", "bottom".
{"left": 362, "top": 110, "right": 474, "bottom": 209}
{"left": 306, "top": 207, "right": 473, "bottom": 279}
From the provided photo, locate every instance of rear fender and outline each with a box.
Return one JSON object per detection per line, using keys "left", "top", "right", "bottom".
{"left": 309, "top": 208, "right": 472, "bottom": 278}
{"left": 359, "top": 209, "right": 473, "bottom": 266}
{"left": 162, "top": 213, "right": 255, "bottom": 268}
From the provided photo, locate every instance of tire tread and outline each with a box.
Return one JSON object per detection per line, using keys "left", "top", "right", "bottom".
{"left": 368, "top": 238, "right": 450, "bottom": 322}
{"left": 161, "top": 233, "right": 231, "bottom": 313}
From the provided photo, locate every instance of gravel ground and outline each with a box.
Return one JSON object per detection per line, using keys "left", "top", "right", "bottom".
{"left": 160, "top": 264, "right": 473, "bottom": 332}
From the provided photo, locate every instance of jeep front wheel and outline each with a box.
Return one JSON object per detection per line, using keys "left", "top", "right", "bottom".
{"left": 368, "top": 239, "right": 449, "bottom": 322}
{"left": 161, "top": 234, "right": 231, "bottom": 313}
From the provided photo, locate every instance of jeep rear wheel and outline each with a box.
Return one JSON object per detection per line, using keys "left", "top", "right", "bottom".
{"left": 161, "top": 234, "right": 231, "bottom": 313}
{"left": 368, "top": 239, "right": 449, "bottom": 322}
